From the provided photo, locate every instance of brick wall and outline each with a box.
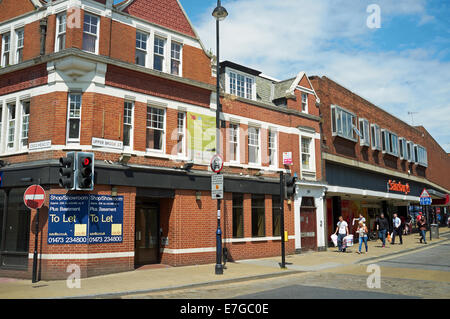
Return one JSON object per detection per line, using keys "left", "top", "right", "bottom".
{"left": 311, "top": 76, "right": 450, "bottom": 191}
{"left": 182, "top": 45, "right": 214, "bottom": 85}
{"left": 0, "top": 0, "right": 36, "bottom": 23}
{"left": 0, "top": 63, "right": 47, "bottom": 96}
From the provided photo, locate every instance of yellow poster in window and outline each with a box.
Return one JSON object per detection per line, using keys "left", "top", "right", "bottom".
{"left": 187, "top": 112, "right": 216, "bottom": 163}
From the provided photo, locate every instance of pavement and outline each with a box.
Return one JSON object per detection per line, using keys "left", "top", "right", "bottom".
{"left": 0, "top": 227, "right": 449, "bottom": 299}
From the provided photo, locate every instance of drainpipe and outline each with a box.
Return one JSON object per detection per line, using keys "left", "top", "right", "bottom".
{"left": 39, "top": 18, "right": 48, "bottom": 56}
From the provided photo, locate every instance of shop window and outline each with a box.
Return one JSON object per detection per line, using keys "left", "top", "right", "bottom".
{"left": 251, "top": 194, "right": 265, "bottom": 237}
{"left": 232, "top": 193, "right": 244, "bottom": 238}
{"left": 272, "top": 195, "right": 281, "bottom": 237}
{"left": 330, "top": 105, "right": 357, "bottom": 142}
{"left": 0, "top": 188, "right": 30, "bottom": 269}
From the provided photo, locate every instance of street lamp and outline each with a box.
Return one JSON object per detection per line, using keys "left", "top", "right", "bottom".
{"left": 212, "top": 0, "right": 228, "bottom": 275}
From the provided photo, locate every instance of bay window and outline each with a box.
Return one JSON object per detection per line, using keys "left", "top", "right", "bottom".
{"left": 251, "top": 194, "right": 265, "bottom": 237}
{"left": 381, "top": 129, "right": 399, "bottom": 157}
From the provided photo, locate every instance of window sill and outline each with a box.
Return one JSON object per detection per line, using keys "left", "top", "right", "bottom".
{"left": 0, "top": 150, "right": 29, "bottom": 157}
{"left": 333, "top": 133, "right": 358, "bottom": 143}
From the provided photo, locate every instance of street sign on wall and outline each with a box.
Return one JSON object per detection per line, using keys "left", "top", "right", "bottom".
{"left": 48, "top": 194, "right": 124, "bottom": 244}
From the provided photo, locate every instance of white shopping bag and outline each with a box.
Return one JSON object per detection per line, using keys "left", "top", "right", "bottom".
{"left": 344, "top": 235, "right": 354, "bottom": 247}
{"left": 331, "top": 234, "right": 338, "bottom": 247}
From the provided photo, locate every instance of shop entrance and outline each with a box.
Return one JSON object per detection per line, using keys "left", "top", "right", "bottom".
{"left": 135, "top": 202, "right": 160, "bottom": 267}
{"left": 300, "top": 197, "right": 317, "bottom": 251}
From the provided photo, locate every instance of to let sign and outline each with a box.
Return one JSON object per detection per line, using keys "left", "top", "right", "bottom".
{"left": 24, "top": 185, "right": 45, "bottom": 209}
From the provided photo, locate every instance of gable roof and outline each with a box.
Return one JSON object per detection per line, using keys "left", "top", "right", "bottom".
{"left": 273, "top": 72, "right": 320, "bottom": 103}
{"left": 118, "top": 0, "right": 196, "bottom": 38}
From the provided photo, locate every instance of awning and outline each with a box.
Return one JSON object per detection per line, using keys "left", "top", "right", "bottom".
{"left": 432, "top": 194, "right": 449, "bottom": 206}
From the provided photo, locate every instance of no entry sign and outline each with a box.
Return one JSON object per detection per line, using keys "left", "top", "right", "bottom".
{"left": 24, "top": 185, "right": 46, "bottom": 209}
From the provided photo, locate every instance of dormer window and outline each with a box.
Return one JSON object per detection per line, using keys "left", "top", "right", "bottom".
{"left": 228, "top": 70, "right": 255, "bottom": 100}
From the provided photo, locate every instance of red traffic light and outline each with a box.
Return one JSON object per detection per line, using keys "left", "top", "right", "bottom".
{"left": 82, "top": 157, "right": 91, "bottom": 167}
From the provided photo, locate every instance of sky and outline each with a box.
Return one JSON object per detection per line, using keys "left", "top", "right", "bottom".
{"left": 116, "top": 1, "right": 450, "bottom": 153}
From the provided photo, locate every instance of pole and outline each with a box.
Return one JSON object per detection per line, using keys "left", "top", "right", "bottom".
{"left": 215, "top": 0, "right": 223, "bottom": 275}
{"left": 280, "top": 172, "right": 286, "bottom": 269}
{"left": 32, "top": 207, "right": 39, "bottom": 283}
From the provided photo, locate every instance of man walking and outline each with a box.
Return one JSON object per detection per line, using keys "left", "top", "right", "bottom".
{"left": 334, "top": 216, "right": 349, "bottom": 252}
{"left": 418, "top": 215, "right": 428, "bottom": 244}
{"left": 391, "top": 213, "right": 403, "bottom": 245}
{"left": 376, "top": 213, "right": 389, "bottom": 247}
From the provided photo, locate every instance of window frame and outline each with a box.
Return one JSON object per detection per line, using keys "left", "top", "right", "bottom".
{"left": 123, "top": 100, "right": 134, "bottom": 151}
{"left": 177, "top": 111, "right": 186, "bottom": 157}
{"left": 229, "top": 123, "right": 240, "bottom": 163}
{"left": 145, "top": 106, "right": 166, "bottom": 153}
{"left": 370, "top": 123, "right": 382, "bottom": 151}
{"left": 268, "top": 129, "right": 278, "bottom": 168}
{"left": 381, "top": 129, "right": 399, "bottom": 157}
{"left": 232, "top": 193, "right": 244, "bottom": 238}
{"left": 153, "top": 36, "right": 166, "bottom": 72}
{"left": 301, "top": 92, "right": 308, "bottom": 113}
{"left": 135, "top": 30, "right": 148, "bottom": 67}
{"left": 6, "top": 102, "right": 16, "bottom": 151}
{"left": 170, "top": 41, "right": 182, "bottom": 76}
{"left": 399, "top": 137, "right": 407, "bottom": 160}
{"left": 406, "top": 141, "right": 413, "bottom": 162}
{"left": 82, "top": 13, "right": 99, "bottom": 54}
{"left": 1, "top": 32, "right": 10, "bottom": 67}
{"left": 416, "top": 144, "right": 428, "bottom": 167}
{"left": 251, "top": 194, "right": 266, "bottom": 238}
{"left": 66, "top": 93, "right": 82, "bottom": 144}
{"left": 301, "top": 136, "right": 313, "bottom": 172}
{"left": 358, "top": 118, "right": 370, "bottom": 147}
{"left": 20, "top": 100, "right": 30, "bottom": 150}
{"left": 330, "top": 105, "right": 357, "bottom": 142}
{"left": 15, "top": 28, "right": 24, "bottom": 64}
{"left": 248, "top": 126, "right": 261, "bottom": 165}
{"left": 226, "top": 68, "right": 256, "bottom": 101}
{"left": 55, "top": 12, "right": 67, "bottom": 53}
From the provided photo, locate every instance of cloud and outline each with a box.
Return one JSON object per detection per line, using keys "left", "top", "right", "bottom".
{"left": 195, "top": 0, "right": 450, "bottom": 152}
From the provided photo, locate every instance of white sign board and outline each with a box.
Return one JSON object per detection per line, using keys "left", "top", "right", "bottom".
{"left": 29, "top": 140, "right": 52, "bottom": 151}
{"left": 283, "top": 152, "right": 293, "bottom": 165}
{"left": 211, "top": 174, "right": 224, "bottom": 199}
{"left": 92, "top": 137, "right": 123, "bottom": 150}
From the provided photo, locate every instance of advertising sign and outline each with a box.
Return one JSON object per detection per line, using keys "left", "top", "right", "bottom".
{"left": 283, "top": 152, "right": 293, "bottom": 165}
{"left": 187, "top": 112, "right": 216, "bottom": 163}
{"left": 48, "top": 194, "right": 123, "bottom": 245}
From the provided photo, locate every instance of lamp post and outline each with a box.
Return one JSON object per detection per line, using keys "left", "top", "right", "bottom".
{"left": 212, "top": 0, "right": 228, "bottom": 275}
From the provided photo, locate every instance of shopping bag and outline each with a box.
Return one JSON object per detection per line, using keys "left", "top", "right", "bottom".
{"left": 387, "top": 233, "right": 392, "bottom": 243}
{"left": 331, "top": 234, "right": 338, "bottom": 247}
{"left": 344, "top": 235, "right": 354, "bottom": 247}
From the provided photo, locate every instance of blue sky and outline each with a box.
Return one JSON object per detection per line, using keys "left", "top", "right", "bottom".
{"left": 116, "top": 1, "right": 450, "bottom": 152}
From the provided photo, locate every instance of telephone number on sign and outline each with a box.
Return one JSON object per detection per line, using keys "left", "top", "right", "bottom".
{"left": 89, "top": 236, "right": 122, "bottom": 243}
{"left": 47, "top": 237, "right": 87, "bottom": 244}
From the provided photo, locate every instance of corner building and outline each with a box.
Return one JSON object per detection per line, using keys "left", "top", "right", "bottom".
{"left": 310, "top": 76, "right": 450, "bottom": 242}
{"left": 0, "top": 0, "right": 322, "bottom": 279}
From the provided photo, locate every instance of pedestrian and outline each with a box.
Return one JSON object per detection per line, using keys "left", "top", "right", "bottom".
{"left": 352, "top": 213, "right": 366, "bottom": 226}
{"left": 416, "top": 212, "right": 423, "bottom": 224}
{"left": 376, "top": 213, "right": 389, "bottom": 247}
{"left": 357, "top": 221, "right": 368, "bottom": 254}
{"left": 448, "top": 215, "right": 450, "bottom": 228}
{"left": 334, "top": 216, "right": 349, "bottom": 252}
{"left": 418, "top": 215, "right": 427, "bottom": 244}
{"left": 391, "top": 213, "right": 403, "bottom": 245}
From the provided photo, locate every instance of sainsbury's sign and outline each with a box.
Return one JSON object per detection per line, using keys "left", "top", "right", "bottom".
{"left": 388, "top": 180, "right": 410, "bottom": 195}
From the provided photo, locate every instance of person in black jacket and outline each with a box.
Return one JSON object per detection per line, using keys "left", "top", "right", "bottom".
{"left": 376, "top": 213, "right": 389, "bottom": 248}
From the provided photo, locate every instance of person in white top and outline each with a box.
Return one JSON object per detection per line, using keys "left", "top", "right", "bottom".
{"left": 334, "top": 216, "right": 349, "bottom": 252}
{"left": 391, "top": 213, "right": 403, "bottom": 245}
{"left": 352, "top": 214, "right": 366, "bottom": 226}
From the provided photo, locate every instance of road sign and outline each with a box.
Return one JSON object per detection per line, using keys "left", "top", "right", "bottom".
{"left": 210, "top": 154, "right": 224, "bottom": 173}
{"left": 211, "top": 174, "right": 224, "bottom": 199}
{"left": 420, "top": 188, "right": 432, "bottom": 205}
{"left": 24, "top": 185, "right": 45, "bottom": 210}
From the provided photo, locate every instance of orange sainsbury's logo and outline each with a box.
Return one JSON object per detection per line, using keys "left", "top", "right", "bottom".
{"left": 388, "top": 180, "right": 410, "bottom": 195}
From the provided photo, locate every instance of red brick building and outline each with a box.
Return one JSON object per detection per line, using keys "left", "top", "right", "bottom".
{"left": 310, "top": 76, "right": 450, "bottom": 240}
{"left": 0, "top": 0, "right": 322, "bottom": 279}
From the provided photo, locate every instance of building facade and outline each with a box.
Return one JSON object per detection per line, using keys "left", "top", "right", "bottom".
{"left": 0, "top": 0, "right": 322, "bottom": 279}
{"left": 310, "top": 76, "right": 450, "bottom": 241}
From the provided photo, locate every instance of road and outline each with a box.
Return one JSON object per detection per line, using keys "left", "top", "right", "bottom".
{"left": 122, "top": 238, "right": 450, "bottom": 299}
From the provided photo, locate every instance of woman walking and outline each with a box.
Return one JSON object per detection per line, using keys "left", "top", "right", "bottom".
{"left": 357, "top": 221, "right": 369, "bottom": 254}
{"left": 418, "top": 215, "right": 427, "bottom": 244}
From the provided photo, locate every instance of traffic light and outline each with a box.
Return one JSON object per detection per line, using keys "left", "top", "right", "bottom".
{"left": 59, "top": 152, "right": 75, "bottom": 190}
{"left": 285, "top": 173, "right": 297, "bottom": 199}
{"left": 76, "top": 152, "right": 94, "bottom": 191}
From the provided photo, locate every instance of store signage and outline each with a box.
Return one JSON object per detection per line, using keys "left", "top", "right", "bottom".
{"left": 283, "top": 152, "right": 293, "bottom": 165}
{"left": 29, "top": 140, "right": 52, "bottom": 151}
{"left": 388, "top": 180, "right": 410, "bottom": 195}
{"left": 48, "top": 194, "right": 123, "bottom": 245}
{"left": 92, "top": 137, "right": 123, "bottom": 150}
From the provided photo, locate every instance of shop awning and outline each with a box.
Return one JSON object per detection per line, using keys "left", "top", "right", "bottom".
{"left": 427, "top": 189, "right": 450, "bottom": 206}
